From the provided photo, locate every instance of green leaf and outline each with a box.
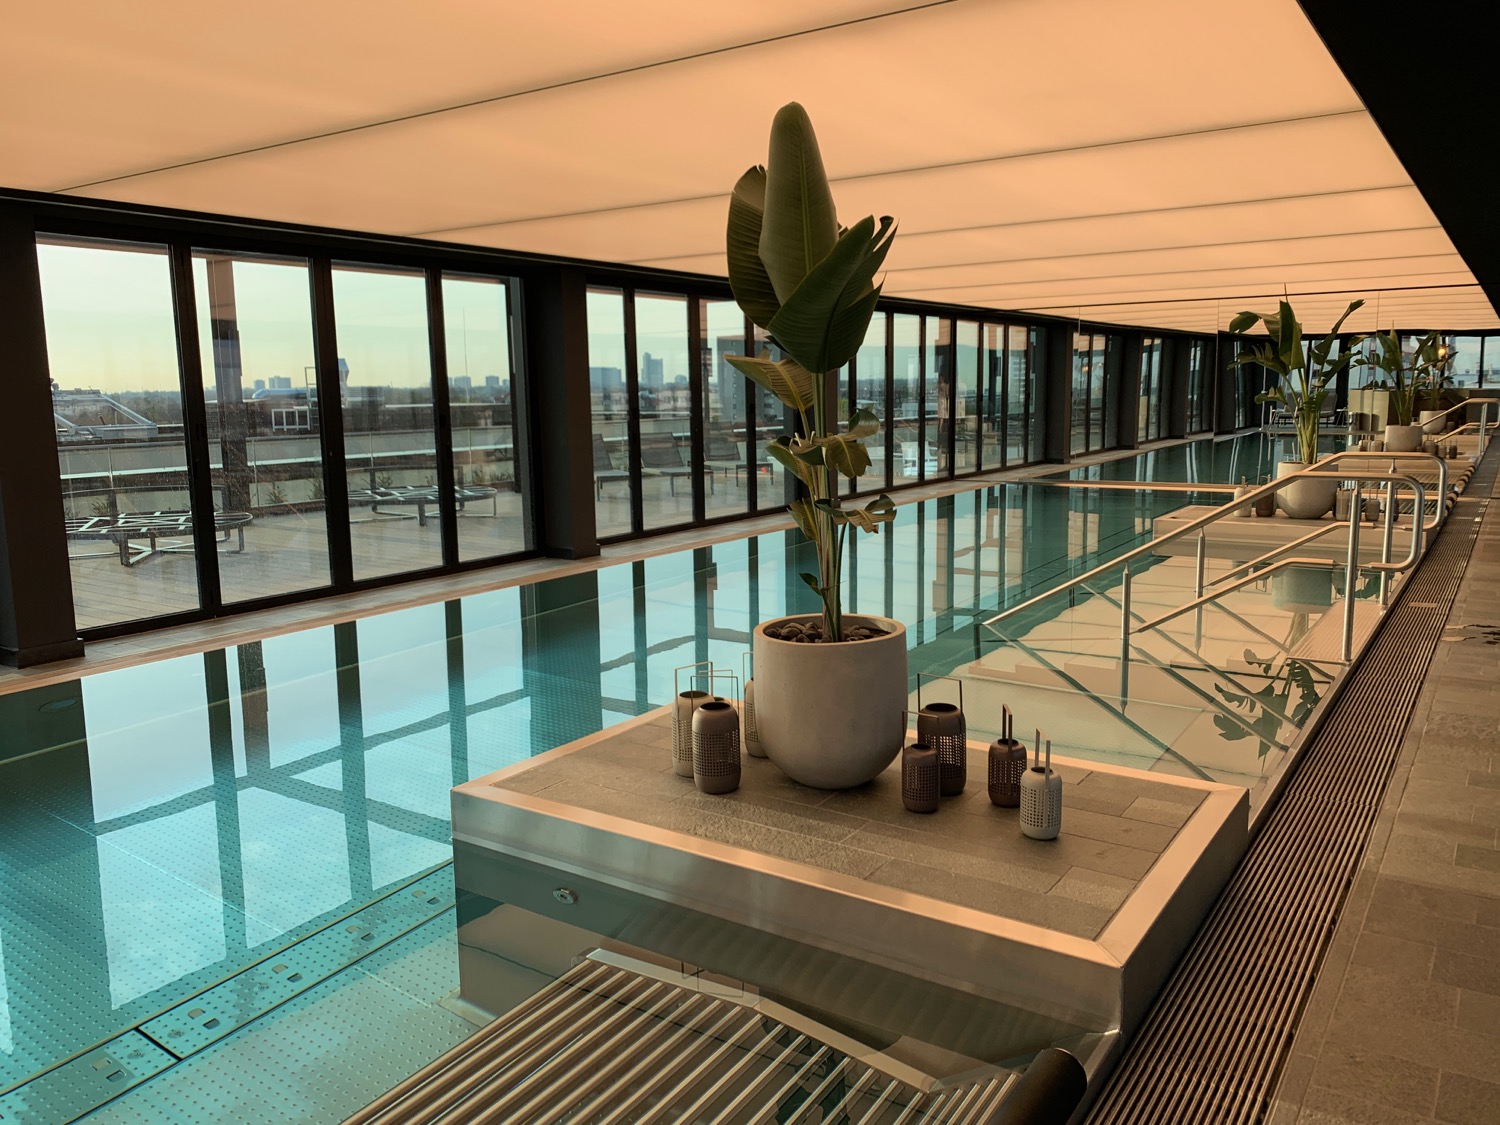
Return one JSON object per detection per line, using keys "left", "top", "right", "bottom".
{"left": 845, "top": 406, "right": 881, "bottom": 441}
{"left": 766, "top": 437, "right": 815, "bottom": 488}
{"left": 759, "top": 103, "right": 839, "bottom": 307}
{"left": 1227, "top": 310, "right": 1262, "bottom": 335}
{"left": 799, "top": 571, "right": 825, "bottom": 597}
{"left": 815, "top": 496, "right": 897, "bottom": 532}
{"left": 725, "top": 166, "right": 780, "bottom": 331}
{"left": 819, "top": 434, "right": 872, "bottom": 479}
{"left": 725, "top": 351, "right": 817, "bottom": 413}
{"left": 768, "top": 214, "right": 896, "bottom": 376}
{"left": 787, "top": 498, "right": 819, "bottom": 540}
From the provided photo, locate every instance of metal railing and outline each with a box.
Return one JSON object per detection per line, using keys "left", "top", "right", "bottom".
{"left": 984, "top": 453, "right": 1453, "bottom": 704}
{"left": 1419, "top": 397, "right": 1497, "bottom": 450}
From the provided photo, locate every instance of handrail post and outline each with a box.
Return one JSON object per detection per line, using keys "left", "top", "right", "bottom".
{"left": 1380, "top": 480, "right": 1395, "bottom": 607}
{"left": 1119, "top": 566, "right": 1132, "bottom": 705}
{"left": 1194, "top": 531, "right": 1206, "bottom": 652}
{"left": 1342, "top": 482, "right": 1361, "bottom": 663}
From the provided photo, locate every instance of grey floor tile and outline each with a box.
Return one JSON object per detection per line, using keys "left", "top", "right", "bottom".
{"left": 1350, "top": 931, "right": 1436, "bottom": 978}
{"left": 1434, "top": 1071, "right": 1500, "bottom": 1125}
{"left": 1306, "top": 1043, "right": 1438, "bottom": 1116}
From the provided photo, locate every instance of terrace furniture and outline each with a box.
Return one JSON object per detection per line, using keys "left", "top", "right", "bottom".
{"left": 704, "top": 427, "right": 744, "bottom": 476}
{"left": 65, "top": 510, "right": 253, "bottom": 567}
{"left": 346, "top": 485, "right": 496, "bottom": 526}
{"left": 901, "top": 440, "right": 938, "bottom": 476}
{"left": 592, "top": 434, "right": 630, "bottom": 498}
{"left": 639, "top": 433, "right": 712, "bottom": 495}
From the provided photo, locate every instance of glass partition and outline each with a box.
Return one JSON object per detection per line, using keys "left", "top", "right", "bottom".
{"left": 192, "top": 251, "right": 331, "bottom": 604}
{"left": 892, "top": 314, "right": 922, "bottom": 483}
{"left": 39, "top": 237, "right": 201, "bottom": 629}
{"left": 443, "top": 273, "right": 524, "bottom": 562}
{"left": 924, "top": 316, "right": 949, "bottom": 480}
{"left": 981, "top": 324, "right": 1006, "bottom": 469}
{"left": 854, "top": 312, "right": 890, "bottom": 494}
{"left": 332, "top": 263, "right": 443, "bottom": 581}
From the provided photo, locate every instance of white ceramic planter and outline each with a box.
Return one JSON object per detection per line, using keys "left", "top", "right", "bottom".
{"left": 1275, "top": 461, "right": 1336, "bottom": 520}
{"left": 1384, "top": 424, "right": 1425, "bottom": 453}
{"left": 752, "top": 614, "right": 908, "bottom": 789}
{"left": 1419, "top": 410, "right": 1445, "bottom": 434}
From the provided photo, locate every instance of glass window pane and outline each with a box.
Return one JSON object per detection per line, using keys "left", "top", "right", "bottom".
{"left": 981, "top": 324, "right": 1006, "bottom": 469}
{"left": 701, "top": 300, "right": 751, "bottom": 519}
{"left": 636, "top": 293, "right": 693, "bottom": 532}
{"left": 332, "top": 264, "right": 442, "bottom": 580}
{"left": 893, "top": 314, "right": 921, "bottom": 482}
{"left": 1093, "top": 336, "right": 1111, "bottom": 451}
{"left": 954, "top": 320, "right": 979, "bottom": 473}
{"left": 1071, "top": 332, "right": 1090, "bottom": 455}
{"left": 1445, "top": 335, "right": 1482, "bottom": 388}
{"left": 40, "top": 237, "right": 201, "bottom": 629}
{"left": 925, "top": 317, "right": 949, "bottom": 479}
{"left": 588, "top": 288, "right": 632, "bottom": 538}
{"left": 1026, "top": 327, "right": 1045, "bottom": 463}
{"left": 192, "top": 251, "right": 331, "bottom": 604}
{"left": 442, "top": 274, "right": 524, "bottom": 562}
{"left": 750, "top": 327, "right": 789, "bottom": 512}
{"left": 853, "top": 312, "right": 889, "bottom": 495}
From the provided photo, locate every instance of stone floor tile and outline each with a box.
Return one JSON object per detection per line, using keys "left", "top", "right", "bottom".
{"left": 1392, "top": 811, "right": 1493, "bottom": 847}
{"left": 1122, "top": 795, "right": 1194, "bottom": 827}
{"left": 1453, "top": 842, "right": 1500, "bottom": 874}
{"left": 1306, "top": 1043, "right": 1438, "bottom": 1116}
{"left": 1298, "top": 1085, "right": 1437, "bottom": 1124}
{"left": 1350, "top": 931, "right": 1436, "bottom": 978}
{"left": 1431, "top": 948, "right": 1500, "bottom": 997}
{"left": 1386, "top": 831, "right": 1458, "bottom": 865}
{"left": 1367, "top": 876, "right": 1482, "bottom": 925}
{"left": 1455, "top": 988, "right": 1500, "bottom": 1036}
{"left": 1337, "top": 964, "right": 1457, "bottom": 1025}
{"left": 1434, "top": 1071, "right": 1500, "bottom": 1125}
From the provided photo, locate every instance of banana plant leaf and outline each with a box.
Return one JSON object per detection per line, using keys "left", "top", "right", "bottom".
{"left": 758, "top": 103, "right": 839, "bottom": 306}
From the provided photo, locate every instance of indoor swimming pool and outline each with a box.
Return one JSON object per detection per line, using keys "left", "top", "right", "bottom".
{"left": 0, "top": 433, "right": 1359, "bottom": 1121}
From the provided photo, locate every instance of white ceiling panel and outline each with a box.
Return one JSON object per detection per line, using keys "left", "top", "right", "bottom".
{"left": 3, "top": 0, "right": 1493, "bottom": 331}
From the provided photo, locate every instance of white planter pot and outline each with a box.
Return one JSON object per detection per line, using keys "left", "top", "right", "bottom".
{"left": 1384, "top": 424, "right": 1425, "bottom": 453}
{"left": 1272, "top": 567, "right": 1333, "bottom": 614}
{"left": 752, "top": 614, "right": 908, "bottom": 789}
{"left": 1419, "top": 410, "right": 1445, "bottom": 434}
{"left": 1276, "top": 461, "right": 1336, "bottom": 520}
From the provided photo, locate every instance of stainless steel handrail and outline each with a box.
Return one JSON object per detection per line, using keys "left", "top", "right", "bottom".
{"left": 1418, "top": 395, "right": 1499, "bottom": 433}
{"left": 982, "top": 456, "right": 1442, "bottom": 634}
{"left": 1316, "top": 450, "right": 1447, "bottom": 530}
{"left": 1209, "top": 522, "right": 1348, "bottom": 588}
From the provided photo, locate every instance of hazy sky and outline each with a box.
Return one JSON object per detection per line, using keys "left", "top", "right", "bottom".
{"left": 36, "top": 241, "right": 513, "bottom": 395}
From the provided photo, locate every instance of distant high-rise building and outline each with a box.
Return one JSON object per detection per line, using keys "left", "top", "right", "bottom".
{"left": 590, "top": 366, "right": 623, "bottom": 390}
{"left": 252, "top": 378, "right": 266, "bottom": 391}
{"left": 268, "top": 376, "right": 292, "bottom": 389}
{"left": 485, "top": 375, "right": 501, "bottom": 389}
{"left": 641, "top": 352, "right": 664, "bottom": 387}
{"left": 451, "top": 375, "right": 473, "bottom": 390}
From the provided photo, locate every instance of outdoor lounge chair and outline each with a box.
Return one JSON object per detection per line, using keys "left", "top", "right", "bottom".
{"left": 704, "top": 427, "right": 743, "bottom": 476}
{"left": 593, "top": 434, "right": 630, "bottom": 498}
{"left": 639, "top": 433, "right": 711, "bottom": 495}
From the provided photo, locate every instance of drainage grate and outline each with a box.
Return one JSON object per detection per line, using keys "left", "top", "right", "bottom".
{"left": 344, "top": 957, "right": 1015, "bottom": 1124}
{"left": 1086, "top": 452, "right": 1497, "bottom": 1125}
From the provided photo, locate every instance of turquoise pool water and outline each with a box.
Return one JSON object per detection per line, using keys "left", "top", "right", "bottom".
{"left": 0, "top": 434, "right": 1284, "bottom": 1121}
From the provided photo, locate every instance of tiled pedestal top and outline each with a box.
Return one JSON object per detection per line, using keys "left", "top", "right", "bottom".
{"left": 491, "top": 710, "right": 1210, "bottom": 940}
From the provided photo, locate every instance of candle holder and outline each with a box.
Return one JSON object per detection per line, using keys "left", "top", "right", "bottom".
{"left": 901, "top": 741, "right": 940, "bottom": 813}
{"left": 1020, "top": 729, "right": 1063, "bottom": 840}
{"left": 692, "top": 699, "right": 741, "bottom": 795}
{"left": 672, "top": 661, "right": 714, "bottom": 778}
{"left": 916, "top": 673, "right": 967, "bottom": 797}
{"left": 988, "top": 705, "right": 1025, "bottom": 807}
{"left": 741, "top": 651, "right": 764, "bottom": 758}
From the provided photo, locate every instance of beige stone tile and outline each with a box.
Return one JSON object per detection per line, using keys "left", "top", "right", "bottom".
{"left": 1306, "top": 1043, "right": 1438, "bottom": 1117}
{"left": 1351, "top": 931, "right": 1436, "bottom": 978}
{"left": 1434, "top": 1071, "right": 1500, "bottom": 1125}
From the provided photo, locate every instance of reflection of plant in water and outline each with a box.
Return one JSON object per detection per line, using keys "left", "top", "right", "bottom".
{"left": 1213, "top": 650, "right": 1321, "bottom": 758}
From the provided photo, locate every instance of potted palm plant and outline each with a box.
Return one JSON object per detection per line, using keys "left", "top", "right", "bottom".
{"left": 1356, "top": 329, "right": 1425, "bottom": 452}
{"left": 1418, "top": 337, "right": 1454, "bottom": 433}
{"left": 725, "top": 102, "right": 904, "bottom": 789}
{"left": 1229, "top": 297, "right": 1364, "bottom": 518}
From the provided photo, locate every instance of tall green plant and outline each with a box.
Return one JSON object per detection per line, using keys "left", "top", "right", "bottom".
{"left": 1355, "top": 330, "right": 1446, "bottom": 424}
{"left": 1229, "top": 297, "right": 1364, "bottom": 465}
{"left": 725, "top": 103, "right": 897, "bottom": 641}
{"left": 1417, "top": 335, "right": 1454, "bottom": 413}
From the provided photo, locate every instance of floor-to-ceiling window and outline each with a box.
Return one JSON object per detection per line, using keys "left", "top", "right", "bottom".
{"left": 892, "top": 314, "right": 923, "bottom": 483}
{"left": 924, "top": 316, "right": 950, "bottom": 480}
{"left": 1186, "top": 339, "right": 1208, "bottom": 433}
{"left": 332, "top": 263, "right": 442, "bottom": 581}
{"left": 587, "top": 287, "right": 633, "bottom": 539}
{"left": 982, "top": 324, "right": 1006, "bottom": 469}
{"left": 442, "top": 273, "right": 524, "bottom": 562}
{"left": 954, "top": 320, "right": 979, "bottom": 473}
{"left": 853, "top": 312, "right": 890, "bottom": 495}
{"left": 635, "top": 293, "right": 695, "bottom": 533}
{"left": 39, "top": 236, "right": 202, "bottom": 630}
{"left": 700, "top": 300, "right": 752, "bottom": 520}
{"left": 192, "top": 250, "right": 332, "bottom": 604}
{"left": 1138, "top": 336, "right": 1162, "bottom": 444}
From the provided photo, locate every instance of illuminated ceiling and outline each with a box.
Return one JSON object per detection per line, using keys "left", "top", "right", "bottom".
{"left": 4, "top": 0, "right": 1494, "bottom": 333}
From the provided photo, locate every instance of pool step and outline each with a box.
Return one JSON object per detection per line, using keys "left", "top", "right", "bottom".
{"left": 344, "top": 955, "right": 1017, "bottom": 1124}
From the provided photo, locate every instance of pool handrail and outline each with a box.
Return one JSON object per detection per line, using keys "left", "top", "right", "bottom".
{"left": 982, "top": 453, "right": 1447, "bottom": 636}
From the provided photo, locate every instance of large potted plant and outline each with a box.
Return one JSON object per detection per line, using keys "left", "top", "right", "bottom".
{"left": 1418, "top": 336, "right": 1454, "bottom": 433}
{"left": 1229, "top": 297, "right": 1363, "bottom": 518}
{"left": 725, "top": 103, "right": 904, "bottom": 789}
{"left": 1357, "top": 329, "right": 1425, "bottom": 452}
